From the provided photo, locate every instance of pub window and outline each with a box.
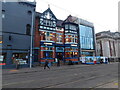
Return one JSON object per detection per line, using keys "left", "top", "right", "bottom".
{"left": 26, "top": 24, "right": 31, "bottom": 35}
{"left": 43, "top": 51, "right": 53, "bottom": 58}
{"left": 65, "top": 24, "right": 68, "bottom": 29}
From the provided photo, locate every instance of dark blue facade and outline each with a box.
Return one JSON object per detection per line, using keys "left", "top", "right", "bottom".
{"left": 2, "top": 2, "right": 36, "bottom": 68}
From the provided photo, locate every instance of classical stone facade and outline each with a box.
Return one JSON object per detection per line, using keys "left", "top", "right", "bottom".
{"left": 96, "top": 31, "right": 120, "bottom": 60}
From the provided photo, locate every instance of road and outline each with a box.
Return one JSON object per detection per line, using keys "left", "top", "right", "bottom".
{"left": 2, "top": 62, "right": 119, "bottom": 88}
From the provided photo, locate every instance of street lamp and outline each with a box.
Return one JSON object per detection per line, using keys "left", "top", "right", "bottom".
{"left": 30, "top": 10, "right": 34, "bottom": 68}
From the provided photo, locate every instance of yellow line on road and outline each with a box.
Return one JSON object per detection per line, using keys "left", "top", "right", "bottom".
{"left": 9, "top": 70, "right": 19, "bottom": 72}
{"left": 114, "top": 83, "right": 118, "bottom": 85}
{"left": 93, "top": 79, "right": 118, "bottom": 88}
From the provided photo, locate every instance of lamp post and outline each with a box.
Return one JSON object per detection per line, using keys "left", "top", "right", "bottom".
{"left": 30, "top": 11, "right": 34, "bottom": 68}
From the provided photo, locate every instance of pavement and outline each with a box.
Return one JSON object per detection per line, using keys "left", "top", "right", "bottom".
{"left": 2, "top": 62, "right": 119, "bottom": 88}
{"left": 2, "top": 64, "right": 91, "bottom": 75}
{"left": 2, "top": 62, "right": 119, "bottom": 75}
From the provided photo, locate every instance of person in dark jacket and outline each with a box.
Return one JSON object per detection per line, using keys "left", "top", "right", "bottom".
{"left": 57, "top": 60, "right": 60, "bottom": 67}
{"left": 44, "top": 59, "right": 50, "bottom": 69}
{"left": 108, "top": 58, "right": 110, "bottom": 64}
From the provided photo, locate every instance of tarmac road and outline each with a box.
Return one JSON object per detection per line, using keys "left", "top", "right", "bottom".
{"left": 2, "top": 62, "right": 119, "bottom": 88}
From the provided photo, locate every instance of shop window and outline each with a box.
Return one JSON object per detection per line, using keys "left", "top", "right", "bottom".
{"left": 12, "top": 53, "right": 28, "bottom": 64}
{"left": 65, "top": 47, "right": 78, "bottom": 58}
{"left": 43, "top": 51, "right": 53, "bottom": 58}
{"left": 1, "top": 53, "right": 6, "bottom": 63}
{"left": 26, "top": 24, "right": 31, "bottom": 35}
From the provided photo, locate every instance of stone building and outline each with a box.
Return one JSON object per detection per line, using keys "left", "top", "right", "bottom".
{"left": 96, "top": 31, "right": 120, "bottom": 61}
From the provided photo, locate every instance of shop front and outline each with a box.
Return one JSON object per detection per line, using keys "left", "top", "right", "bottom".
{"left": 65, "top": 46, "right": 79, "bottom": 63}
{"left": 40, "top": 42, "right": 55, "bottom": 64}
{"left": 2, "top": 50, "right": 29, "bottom": 68}
{"left": 0, "top": 53, "right": 6, "bottom": 65}
{"left": 56, "top": 46, "right": 64, "bottom": 62}
{"left": 12, "top": 53, "right": 28, "bottom": 64}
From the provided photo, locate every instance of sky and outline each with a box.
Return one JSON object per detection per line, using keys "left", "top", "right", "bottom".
{"left": 33, "top": 0, "right": 119, "bottom": 33}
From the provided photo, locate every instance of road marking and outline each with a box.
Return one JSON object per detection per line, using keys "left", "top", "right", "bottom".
{"left": 45, "top": 74, "right": 107, "bottom": 88}
{"left": 3, "top": 80, "right": 34, "bottom": 86}
{"left": 74, "top": 73, "right": 78, "bottom": 76}
{"left": 93, "top": 79, "right": 118, "bottom": 88}
{"left": 114, "top": 83, "right": 118, "bottom": 85}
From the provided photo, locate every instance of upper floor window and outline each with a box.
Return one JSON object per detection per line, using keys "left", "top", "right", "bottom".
{"left": 2, "top": 10, "right": 5, "bottom": 18}
{"left": 65, "top": 24, "right": 68, "bottom": 29}
{"left": 41, "top": 31, "right": 55, "bottom": 41}
{"left": 26, "top": 24, "right": 31, "bottom": 35}
{"left": 28, "top": 10, "right": 32, "bottom": 15}
{"left": 70, "top": 25, "right": 76, "bottom": 30}
{"left": 80, "top": 25, "right": 94, "bottom": 49}
{"left": 56, "top": 33, "right": 63, "bottom": 43}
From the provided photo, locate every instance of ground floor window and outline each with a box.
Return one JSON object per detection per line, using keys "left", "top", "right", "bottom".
{"left": 65, "top": 47, "right": 78, "bottom": 58}
{"left": 0, "top": 53, "right": 6, "bottom": 64}
{"left": 43, "top": 51, "right": 53, "bottom": 58}
{"left": 56, "top": 52, "right": 63, "bottom": 60}
{"left": 12, "top": 53, "right": 28, "bottom": 64}
{"left": 41, "top": 45, "right": 54, "bottom": 59}
{"left": 65, "top": 52, "right": 78, "bottom": 58}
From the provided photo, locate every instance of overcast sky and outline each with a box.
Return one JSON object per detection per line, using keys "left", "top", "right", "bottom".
{"left": 34, "top": 0, "right": 119, "bottom": 33}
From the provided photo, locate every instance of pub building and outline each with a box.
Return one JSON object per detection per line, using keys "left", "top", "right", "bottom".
{"left": 55, "top": 20, "right": 64, "bottom": 63}
{"left": 34, "top": 7, "right": 65, "bottom": 64}
{"left": 34, "top": 7, "right": 96, "bottom": 65}
{"left": 63, "top": 15, "right": 79, "bottom": 63}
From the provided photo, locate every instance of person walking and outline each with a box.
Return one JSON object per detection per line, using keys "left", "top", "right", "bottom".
{"left": 108, "top": 58, "right": 110, "bottom": 64}
{"left": 57, "top": 60, "right": 60, "bottom": 67}
{"left": 44, "top": 59, "right": 50, "bottom": 69}
{"left": 15, "top": 60, "right": 20, "bottom": 69}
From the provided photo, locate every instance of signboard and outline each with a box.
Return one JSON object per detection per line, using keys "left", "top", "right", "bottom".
{"left": 56, "top": 47, "right": 64, "bottom": 52}
{"left": 16, "top": 59, "right": 27, "bottom": 64}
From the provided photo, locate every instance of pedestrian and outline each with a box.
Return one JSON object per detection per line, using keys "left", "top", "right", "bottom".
{"left": 108, "top": 58, "right": 110, "bottom": 64}
{"left": 44, "top": 59, "right": 50, "bottom": 69}
{"left": 15, "top": 60, "right": 20, "bottom": 69}
{"left": 100, "top": 59, "right": 103, "bottom": 64}
{"left": 57, "top": 60, "right": 60, "bottom": 67}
